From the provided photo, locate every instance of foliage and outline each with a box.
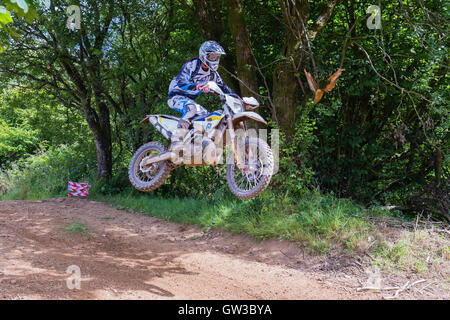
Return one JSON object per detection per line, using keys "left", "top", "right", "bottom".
{"left": 0, "top": 0, "right": 39, "bottom": 52}
{"left": 0, "top": 0, "right": 448, "bottom": 221}
{"left": 0, "top": 119, "right": 38, "bottom": 164}
{"left": 270, "top": 108, "right": 317, "bottom": 196}
{"left": 0, "top": 88, "right": 92, "bottom": 166}
{"left": 0, "top": 143, "right": 97, "bottom": 199}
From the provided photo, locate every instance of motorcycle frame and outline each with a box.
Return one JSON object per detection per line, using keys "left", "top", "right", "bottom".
{"left": 142, "top": 88, "right": 266, "bottom": 170}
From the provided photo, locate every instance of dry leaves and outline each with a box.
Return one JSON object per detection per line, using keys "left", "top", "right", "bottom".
{"left": 304, "top": 68, "right": 345, "bottom": 104}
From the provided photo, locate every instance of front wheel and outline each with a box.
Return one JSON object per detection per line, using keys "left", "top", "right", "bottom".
{"left": 129, "top": 142, "right": 171, "bottom": 192}
{"left": 226, "top": 137, "right": 274, "bottom": 199}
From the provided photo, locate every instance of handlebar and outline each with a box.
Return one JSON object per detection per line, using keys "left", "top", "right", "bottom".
{"left": 206, "top": 81, "right": 223, "bottom": 96}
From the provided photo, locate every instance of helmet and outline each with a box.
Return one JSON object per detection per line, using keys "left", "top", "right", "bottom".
{"left": 199, "top": 41, "right": 226, "bottom": 71}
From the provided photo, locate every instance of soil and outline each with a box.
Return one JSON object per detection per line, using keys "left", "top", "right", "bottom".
{"left": 0, "top": 198, "right": 447, "bottom": 300}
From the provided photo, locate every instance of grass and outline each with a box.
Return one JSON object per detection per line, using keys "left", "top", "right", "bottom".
{"left": 2, "top": 166, "right": 448, "bottom": 277}
{"left": 63, "top": 222, "right": 90, "bottom": 234}
{"left": 373, "top": 228, "right": 450, "bottom": 276}
{"left": 92, "top": 190, "right": 381, "bottom": 255}
{"left": 91, "top": 190, "right": 449, "bottom": 279}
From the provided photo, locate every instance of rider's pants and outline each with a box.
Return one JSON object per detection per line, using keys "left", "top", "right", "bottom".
{"left": 167, "top": 95, "right": 208, "bottom": 122}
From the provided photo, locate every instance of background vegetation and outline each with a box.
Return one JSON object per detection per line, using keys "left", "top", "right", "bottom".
{"left": 0, "top": 0, "right": 448, "bottom": 259}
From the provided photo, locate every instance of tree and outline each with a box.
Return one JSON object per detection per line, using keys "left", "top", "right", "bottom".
{"left": 180, "top": 0, "right": 240, "bottom": 93}
{"left": 226, "top": 0, "right": 258, "bottom": 97}
{"left": 0, "top": 0, "right": 39, "bottom": 52}
{"left": 1, "top": 1, "right": 130, "bottom": 178}
{"left": 272, "top": 0, "right": 341, "bottom": 133}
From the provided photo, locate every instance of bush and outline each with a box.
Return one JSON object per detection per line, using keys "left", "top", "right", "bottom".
{"left": 0, "top": 143, "right": 97, "bottom": 199}
{"left": 270, "top": 110, "right": 317, "bottom": 196}
{"left": 0, "top": 120, "right": 39, "bottom": 166}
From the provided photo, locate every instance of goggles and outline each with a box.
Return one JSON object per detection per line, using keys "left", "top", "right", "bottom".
{"left": 206, "top": 53, "right": 221, "bottom": 61}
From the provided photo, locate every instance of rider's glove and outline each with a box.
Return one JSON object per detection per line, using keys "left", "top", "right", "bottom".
{"left": 196, "top": 83, "right": 210, "bottom": 93}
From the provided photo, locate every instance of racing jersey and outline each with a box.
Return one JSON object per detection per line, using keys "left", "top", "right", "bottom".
{"left": 168, "top": 57, "right": 235, "bottom": 100}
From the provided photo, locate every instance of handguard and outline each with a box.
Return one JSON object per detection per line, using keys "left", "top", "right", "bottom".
{"left": 242, "top": 97, "right": 259, "bottom": 110}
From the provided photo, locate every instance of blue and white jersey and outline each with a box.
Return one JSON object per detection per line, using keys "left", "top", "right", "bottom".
{"left": 168, "top": 57, "right": 235, "bottom": 100}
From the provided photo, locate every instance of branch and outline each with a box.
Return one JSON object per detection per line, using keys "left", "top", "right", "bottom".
{"left": 309, "top": 0, "right": 342, "bottom": 41}
{"left": 177, "top": 0, "right": 195, "bottom": 15}
{"left": 383, "top": 280, "right": 426, "bottom": 299}
{"left": 354, "top": 42, "right": 433, "bottom": 104}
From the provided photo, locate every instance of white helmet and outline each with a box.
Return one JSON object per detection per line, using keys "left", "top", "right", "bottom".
{"left": 199, "top": 41, "right": 226, "bottom": 71}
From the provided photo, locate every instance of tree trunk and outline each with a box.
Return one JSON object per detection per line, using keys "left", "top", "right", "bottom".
{"left": 192, "top": 0, "right": 240, "bottom": 93}
{"left": 272, "top": 58, "right": 301, "bottom": 133}
{"left": 226, "top": 0, "right": 258, "bottom": 97}
{"left": 83, "top": 98, "right": 113, "bottom": 179}
{"left": 272, "top": 0, "right": 309, "bottom": 134}
{"left": 272, "top": 0, "right": 340, "bottom": 133}
{"left": 94, "top": 133, "right": 113, "bottom": 180}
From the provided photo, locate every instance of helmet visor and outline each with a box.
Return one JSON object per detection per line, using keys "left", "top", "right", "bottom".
{"left": 206, "top": 53, "right": 221, "bottom": 62}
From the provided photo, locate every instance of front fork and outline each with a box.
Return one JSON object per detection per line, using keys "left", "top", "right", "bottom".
{"left": 226, "top": 116, "right": 248, "bottom": 171}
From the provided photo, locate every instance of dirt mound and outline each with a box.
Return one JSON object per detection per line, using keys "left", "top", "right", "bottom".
{"left": 0, "top": 198, "right": 445, "bottom": 299}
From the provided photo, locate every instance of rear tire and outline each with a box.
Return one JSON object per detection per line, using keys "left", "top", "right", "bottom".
{"left": 128, "top": 142, "right": 171, "bottom": 192}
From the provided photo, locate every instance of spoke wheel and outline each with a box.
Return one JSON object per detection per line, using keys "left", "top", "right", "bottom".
{"left": 226, "top": 137, "right": 274, "bottom": 199}
{"left": 128, "top": 142, "right": 171, "bottom": 192}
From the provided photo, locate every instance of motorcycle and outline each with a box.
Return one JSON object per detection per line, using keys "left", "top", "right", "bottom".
{"left": 128, "top": 81, "right": 274, "bottom": 199}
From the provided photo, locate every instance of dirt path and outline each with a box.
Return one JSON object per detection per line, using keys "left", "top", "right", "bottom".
{"left": 0, "top": 198, "right": 444, "bottom": 300}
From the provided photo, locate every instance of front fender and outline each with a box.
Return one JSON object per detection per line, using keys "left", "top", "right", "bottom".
{"left": 232, "top": 111, "right": 267, "bottom": 126}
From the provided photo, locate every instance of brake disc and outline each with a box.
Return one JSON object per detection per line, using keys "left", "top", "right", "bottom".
{"left": 139, "top": 155, "right": 158, "bottom": 174}
{"left": 242, "top": 160, "right": 262, "bottom": 182}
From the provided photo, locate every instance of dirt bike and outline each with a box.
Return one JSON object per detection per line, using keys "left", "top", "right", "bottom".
{"left": 128, "top": 81, "right": 274, "bottom": 199}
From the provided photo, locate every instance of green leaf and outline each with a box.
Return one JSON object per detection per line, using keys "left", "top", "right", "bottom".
{"left": 0, "top": 6, "right": 13, "bottom": 25}
{"left": 24, "top": 5, "right": 38, "bottom": 24}
{"left": 6, "top": 26, "right": 21, "bottom": 38}
{"left": 5, "top": 3, "right": 24, "bottom": 19}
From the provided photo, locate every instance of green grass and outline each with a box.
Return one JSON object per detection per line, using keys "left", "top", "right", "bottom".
{"left": 91, "top": 190, "right": 380, "bottom": 255}
{"left": 3, "top": 159, "right": 447, "bottom": 276}
{"left": 373, "top": 229, "right": 450, "bottom": 275}
{"left": 63, "top": 222, "right": 90, "bottom": 234}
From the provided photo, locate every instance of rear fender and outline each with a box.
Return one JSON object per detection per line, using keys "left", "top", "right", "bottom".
{"left": 142, "top": 115, "right": 180, "bottom": 140}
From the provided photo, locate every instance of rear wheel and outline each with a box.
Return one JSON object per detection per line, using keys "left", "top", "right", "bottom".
{"left": 128, "top": 142, "right": 171, "bottom": 192}
{"left": 226, "top": 137, "right": 274, "bottom": 199}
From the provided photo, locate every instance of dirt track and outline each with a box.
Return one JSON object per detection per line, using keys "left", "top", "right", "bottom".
{"left": 0, "top": 198, "right": 445, "bottom": 300}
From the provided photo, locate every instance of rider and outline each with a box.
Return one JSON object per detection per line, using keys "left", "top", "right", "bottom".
{"left": 167, "top": 40, "right": 236, "bottom": 151}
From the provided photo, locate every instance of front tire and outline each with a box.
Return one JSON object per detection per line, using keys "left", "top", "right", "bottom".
{"left": 128, "top": 142, "right": 171, "bottom": 192}
{"left": 226, "top": 137, "right": 274, "bottom": 199}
